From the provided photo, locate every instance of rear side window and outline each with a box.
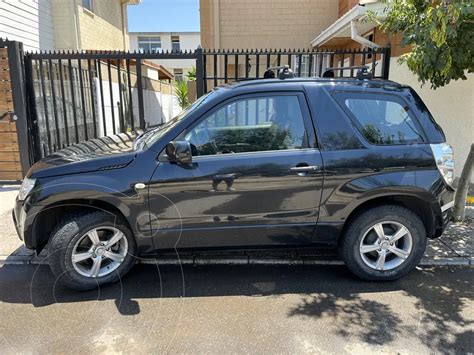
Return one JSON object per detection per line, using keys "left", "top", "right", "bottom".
{"left": 335, "top": 93, "right": 425, "bottom": 145}
{"left": 406, "top": 88, "right": 445, "bottom": 143}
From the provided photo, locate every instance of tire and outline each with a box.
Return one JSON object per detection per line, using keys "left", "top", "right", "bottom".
{"left": 340, "top": 205, "right": 426, "bottom": 281}
{"left": 48, "top": 211, "right": 137, "bottom": 291}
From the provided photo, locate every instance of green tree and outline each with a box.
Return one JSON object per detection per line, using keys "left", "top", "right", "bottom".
{"left": 371, "top": 0, "right": 473, "bottom": 220}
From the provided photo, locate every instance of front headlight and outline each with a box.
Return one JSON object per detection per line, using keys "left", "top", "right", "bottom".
{"left": 18, "top": 177, "right": 36, "bottom": 201}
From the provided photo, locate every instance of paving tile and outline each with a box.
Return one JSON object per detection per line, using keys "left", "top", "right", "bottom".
{"left": 425, "top": 239, "right": 459, "bottom": 258}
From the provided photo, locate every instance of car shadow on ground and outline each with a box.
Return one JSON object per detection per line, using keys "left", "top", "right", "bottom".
{"left": 0, "top": 264, "right": 472, "bottom": 353}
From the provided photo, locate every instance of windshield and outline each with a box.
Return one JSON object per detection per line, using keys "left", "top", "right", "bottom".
{"left": 134, "top": 91, "right": 214, "bottom": 150}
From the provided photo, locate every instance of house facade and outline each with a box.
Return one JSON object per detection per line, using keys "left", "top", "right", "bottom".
{"left": 129, "top": 32, "right": 201, "bottom": 81}
{"left": 200, "top": 0, "right": 338, "bottom": 50}
{"left": 0, "top": 0, "right": 55, "bottom": 51}
{"left": 0, "top": 0, "right": 140, "bottom": 51}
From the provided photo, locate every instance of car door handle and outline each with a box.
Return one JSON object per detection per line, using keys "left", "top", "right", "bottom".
{"left": 290, "top": 165, "right": 319, "bottom": 172}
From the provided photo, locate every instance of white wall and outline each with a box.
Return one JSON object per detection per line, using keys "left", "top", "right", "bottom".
{"left": 390, "top": 57, "right": 474, "bottom": 182}
{"left": 129, "top": 32, "right": 200, "bottom": 77}
{"left": 0, "top": 0, "right": 55, "bottom": 51}
{"left": 95, "top": 79, "right": 180, "bottom": 136}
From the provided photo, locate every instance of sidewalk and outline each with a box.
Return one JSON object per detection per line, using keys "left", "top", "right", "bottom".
{"left": 1, "top": 185, "right": 472, "bottom": 266}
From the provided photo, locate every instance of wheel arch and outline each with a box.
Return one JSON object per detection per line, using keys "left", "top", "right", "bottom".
{"left": 30, "top": 199, "right": 133, "bottom": 253}
{"left": 339, "top": 192, "right": 439, "bottom": 244}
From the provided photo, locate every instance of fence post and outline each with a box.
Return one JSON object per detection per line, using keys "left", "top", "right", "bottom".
{"left": 23, "top": 54, "right": 41, "bottom": 162}
{"left": 135, "top": 56, "right": 146, "bottom": 130}
{"left": 6, "top": 40, "right": 33, "bottom": 176}
{"left": 382, "top": 46, "right": 391, "bottom": 80}
{"left": 195, "top": 46, "right": 204, "bottom": 98}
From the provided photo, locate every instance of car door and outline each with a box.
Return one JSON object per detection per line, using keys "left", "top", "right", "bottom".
{"left": 148, "top": 92, "right": 324, "bottom": 249}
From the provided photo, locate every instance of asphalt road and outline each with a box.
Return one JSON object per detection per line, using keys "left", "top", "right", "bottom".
{"left": 0, "top": 264, "right": 472, "bottom": 354}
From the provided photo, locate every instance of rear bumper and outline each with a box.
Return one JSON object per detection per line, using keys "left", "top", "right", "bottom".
{"left": 432, "top": 191, "right": 455, "bottom": 238}
{"left": 434, "top": 206, "right": 452, "bottom": 238}
{"left": 440, "top": 200, "right": 454, "bottom": 213}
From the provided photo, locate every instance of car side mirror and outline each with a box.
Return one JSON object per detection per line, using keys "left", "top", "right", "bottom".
{"left": 166, "top": 140, "right": 192, "bottom": 164}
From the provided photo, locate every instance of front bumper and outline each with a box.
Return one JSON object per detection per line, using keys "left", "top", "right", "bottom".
{"left": 12, "top": 197, "right": 35, "bottom": 249}
{"left": 13, "top": 198, "right": 24, "bottom": 240}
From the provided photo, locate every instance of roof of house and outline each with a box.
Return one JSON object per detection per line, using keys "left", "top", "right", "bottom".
{"left": 110, "top": 58, "right": 174, "bottom": 80}
{"left": 310, "top": 3, "right": 385, "bottom": 47}
{"left": 142, "top": 59, "right": 174, "bottom": 79}
{"left": 128, "top": 59, "right": 174, "bottom": 80}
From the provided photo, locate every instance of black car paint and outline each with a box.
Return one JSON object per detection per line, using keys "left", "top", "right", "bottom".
{"left": 14, "top": 79, "right": 454, "bottom": 254}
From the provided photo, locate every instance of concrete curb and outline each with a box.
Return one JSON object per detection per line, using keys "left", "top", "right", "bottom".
{"left": 1, "top": 255, "right": 472, "bottom": 266}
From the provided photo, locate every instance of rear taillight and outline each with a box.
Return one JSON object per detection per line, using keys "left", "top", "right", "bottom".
{"left": 430, "top": 143, "right": 454, "bottom": 187}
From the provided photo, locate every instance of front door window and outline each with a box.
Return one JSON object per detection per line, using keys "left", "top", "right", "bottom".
{"left": 184, "top": 95, "right": 309, "bottom": 156}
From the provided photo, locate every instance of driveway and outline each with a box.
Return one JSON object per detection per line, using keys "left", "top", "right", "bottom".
{"left": 0, "top": 264, "right": 472, "bottom": 354}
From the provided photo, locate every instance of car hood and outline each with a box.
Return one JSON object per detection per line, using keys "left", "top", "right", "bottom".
{"left": 27, "top": 134, "right": 138, "bottom": 179}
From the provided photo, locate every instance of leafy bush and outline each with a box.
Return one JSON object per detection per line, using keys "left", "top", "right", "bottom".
{"left": 174, "top": 80, "right": 189, "bottom": 109}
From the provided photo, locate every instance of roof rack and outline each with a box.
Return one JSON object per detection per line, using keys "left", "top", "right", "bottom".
{"left": 262, "top": 64, "right": 375, "bottom": 81}
{"left": 263, "top": 65, "right": 295, "bottom": 79}
{"left": 323, "top": 65, "right": 374, "bottom": 80}
{"left": 232, "top": 77, "right": 404, "bottom": 91}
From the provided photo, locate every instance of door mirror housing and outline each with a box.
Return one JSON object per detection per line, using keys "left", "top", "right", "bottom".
{"left": 166, "top": 140, "right": 193, "bottom": 164}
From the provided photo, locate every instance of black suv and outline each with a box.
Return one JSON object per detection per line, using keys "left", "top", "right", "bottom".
{"left": 13, "top": 78, "right": 455, "bottom": 290}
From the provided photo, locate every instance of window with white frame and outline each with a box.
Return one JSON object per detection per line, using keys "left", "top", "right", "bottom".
{"left": 82, "top": 0, "right": 93, "bottom": 11}
{"left": 138, "top": 36, "right": 162, "bottom": 52}
{"left": 171, "top": 36, "right": 180, "bottom": 52}
{"left": 174, "top": 69, "right": 184, "bottom": 82}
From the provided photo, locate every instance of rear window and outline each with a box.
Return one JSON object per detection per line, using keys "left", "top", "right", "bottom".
{"left": 334, "top": 93, "right": 425, "bottom": 145}
{"left": 407, "top": 88, "right": 445, "bottom": 143}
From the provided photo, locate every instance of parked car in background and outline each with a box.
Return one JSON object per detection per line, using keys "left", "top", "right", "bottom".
{"left": 13, "top": 74, "right": 455, "bottom": 290}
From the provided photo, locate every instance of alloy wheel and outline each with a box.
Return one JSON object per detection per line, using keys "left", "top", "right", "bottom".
{"left": 359, "top": 221, "right": 413, "bottom": 271}
{"left": 71, "top": 226, "right": 128, "bottom": 278}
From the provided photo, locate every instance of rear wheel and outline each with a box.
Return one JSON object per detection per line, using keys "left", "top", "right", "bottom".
{"left": 48, "top": 211, "right": 137, "bottom": 291}
{"left": 340, "top": 205, "right": 426, "bottom": 281}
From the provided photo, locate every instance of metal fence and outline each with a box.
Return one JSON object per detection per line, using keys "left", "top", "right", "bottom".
{"left": 25, "top": 50, "right": 196, "bottom": 159}
{"left": 200, "top": 47, "right": 391, "bottom": 93}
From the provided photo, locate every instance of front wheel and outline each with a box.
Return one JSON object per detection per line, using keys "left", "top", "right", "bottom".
{"left": 48, "top": 211, "right": 137, "bottom": 291}
{"left": 340, "top": 205, "right": 427, "bottom": 281}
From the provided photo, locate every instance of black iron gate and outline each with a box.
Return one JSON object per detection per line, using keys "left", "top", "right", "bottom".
{"left": 12, "top": 44, "right": 390, "bottom": 165}
{"left": 24, "top": 49, "right": 198, "bottom": 160}
{"left": 199, "top": 47, "right": 391, "bottom": 93}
